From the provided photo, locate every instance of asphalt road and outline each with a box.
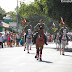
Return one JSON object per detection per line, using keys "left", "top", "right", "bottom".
{"left": 0, "top": 41, "right": 72, "bottom": 72}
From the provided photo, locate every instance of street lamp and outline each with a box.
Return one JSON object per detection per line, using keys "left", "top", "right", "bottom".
{"left": 17, "top": 0, "right": 18, "bottom": 32}
{"left": 17, "top": 0, "right": 25, "bottom": 32}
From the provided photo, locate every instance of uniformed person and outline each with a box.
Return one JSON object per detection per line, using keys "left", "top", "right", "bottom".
{"left": 33, "top": 19, "right": 48, "bottom": 45}
{"left": 60, "top": 24, "right": 68, "bottom": 44}
{"left": 24, "top": 22, "right": 32, "bottom": 42}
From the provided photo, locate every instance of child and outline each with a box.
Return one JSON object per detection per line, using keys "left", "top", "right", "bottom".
{"left": 20, "top": 36, "right": 24, "bottom": 46}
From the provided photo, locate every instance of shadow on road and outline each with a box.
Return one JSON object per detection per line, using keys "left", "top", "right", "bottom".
{"left": 64, "top": 55, "right": 72, "bottom": 57}
{"left": 64, "top": 48, "right": 72, "bottom": 52}
{"left": 29, "top": 53, "right": 35, "bottom": 54}
{"left": 40, "top": 60, "right": 53, "bottom": 64}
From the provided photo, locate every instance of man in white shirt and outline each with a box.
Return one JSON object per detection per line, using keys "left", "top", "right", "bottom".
{"left": 0, "top": 33, "right": 3, "bottom": 48}
{"left": 4, "top": 31, "right": 7, "bottom": 46}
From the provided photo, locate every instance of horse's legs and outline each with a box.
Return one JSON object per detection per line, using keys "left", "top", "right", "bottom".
{"left": 56, "top": 40, "right": 58, "bottom": 49}
{"left": 62, "top": 44, "right": 64, "bottom": 55}
{"left": 35, "top": 49, "right": 37, "bottom": 58}
{"left": 30, "top": 45, "right": 31, "bottom": 50}
{"left": 25, "top": 43, "right": 26, "bottom": 48}
{"left": 27, "top": 44, "right": 29, "bottom": 53}
{"left": 37, "top": 48, "right": 39, "bottom": 60}
{"left": 24, "top": 43, "right": 26, "bottom": 51}
{"left": 40, "top": 49, "right": 42, "bottom": 61}
{"left": 60, "top": 43, "right": 61, "bottom": 55}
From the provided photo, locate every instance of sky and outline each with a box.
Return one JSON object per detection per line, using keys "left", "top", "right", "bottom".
{"left": 0, "top": 0, "right": 34, "bottom": 12}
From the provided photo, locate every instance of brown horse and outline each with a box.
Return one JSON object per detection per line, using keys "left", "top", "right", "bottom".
{"left": 35, "top": 29, "right": 44, "bottom": 61}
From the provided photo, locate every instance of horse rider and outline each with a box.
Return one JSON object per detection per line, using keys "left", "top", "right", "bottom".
{"left": 60, "top": 24, "right": 68, "bottom": 44}
{"left": 33, "top": 19, "right": 48, "bottom": 45}
{"left": 24, "top": 22, "right": 32, "bottom": 42}
{"left": 54, "top": 26, "right": 61, "bottom": 40}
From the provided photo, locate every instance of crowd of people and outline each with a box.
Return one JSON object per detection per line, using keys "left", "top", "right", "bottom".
{"left": 0, "top": 32, "right": 24, "bottom": 48}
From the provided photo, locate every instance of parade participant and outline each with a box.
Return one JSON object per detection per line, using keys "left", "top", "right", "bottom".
{"left": 0, "top": 33, "right": 3, "bottom": 48}
{"left": 60, "top": 24, "right": 68, "bottom": 44}
{"left": 33, "top": 19, "right": 48, "bottom": 45}
{"left": 24, "top": 22, "right": 32, "bottom": 42}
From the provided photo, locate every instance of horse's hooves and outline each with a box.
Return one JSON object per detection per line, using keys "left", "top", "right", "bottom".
{"left": 35, "top": 56, "right": 37, "bottom": 58}
{"left": 37, "top": 58, "right": 38, "bottom": 60}
{"left": 62, "top": 54, "right": 64, "bottom": 55}
{"left": 40, "top": 58, "right": 42, "bottom": 61}
{"left": 28, "top": 52, "right": 29, "bottom": 53}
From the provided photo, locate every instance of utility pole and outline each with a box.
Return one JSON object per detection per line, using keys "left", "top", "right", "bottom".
{"left": 17, "top": 0, "right": 18, "bottom": 32}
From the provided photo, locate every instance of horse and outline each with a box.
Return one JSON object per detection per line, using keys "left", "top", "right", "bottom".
{"left": 60, "top": 29, "right": 67, "bottom": 55}
{"left": 55, "top": 32, "right": 60, "bottom": 50}
{"left": 24, "top": 29, "right": 33, "bottom": 53}
{"left": 35, "top": 28, "right": 44, "bottom": 61}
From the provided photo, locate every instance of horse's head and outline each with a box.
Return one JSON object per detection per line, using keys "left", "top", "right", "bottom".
{"left": 38, "top": 26, "right": 44, "bottom": 35}
{"left": 62, "top": 29, "right": 67, "bottom": 39}
{"left": 28, "top": 29, "right": 31, "bottom": 34}
{"left": 63, "top": 29, "right": 66, "bottom": 37}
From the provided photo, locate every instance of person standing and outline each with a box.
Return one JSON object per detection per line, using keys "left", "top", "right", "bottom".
{"left": 3, "top": 31, "right": 7, "bottom": 46}
{"left": 0, "top": 33, "right": 3, "bottom": 48}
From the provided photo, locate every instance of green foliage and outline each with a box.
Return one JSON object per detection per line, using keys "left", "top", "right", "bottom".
{"left": 47, "top": 0, "right": 72, "bottom": 28}
{"left": 0, "top": 7, "right": 6, "bottom": 20}
{"left": 12, "top": 0, "right": 72, "bottom": 33}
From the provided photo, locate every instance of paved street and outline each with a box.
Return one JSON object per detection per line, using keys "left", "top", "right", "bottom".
{"left": 0, "top": 41, "right": 72, "bottom": 72}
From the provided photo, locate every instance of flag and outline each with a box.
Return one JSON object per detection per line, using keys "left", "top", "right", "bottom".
{"left": 61, "top": 17, "right": 63, "bottom": 23}
{"left": 24, "top": 18, "right": 26, "bottom": 23}
{"left": 61, "top": 17, "right": 65, "bottom": 25}
{"left": 62, "top": 22, "right": 65, "bottom": 25}
{"left": 52, "top": 22, "right": 55, "bottom": 27}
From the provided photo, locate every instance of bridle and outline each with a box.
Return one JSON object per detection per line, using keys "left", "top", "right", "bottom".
{"left": 37, "top": 33, "right": 44, "bottom": 42}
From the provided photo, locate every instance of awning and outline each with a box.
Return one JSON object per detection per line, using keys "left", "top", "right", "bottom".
{"left": 2, "top": 22, "right": 9, "bottom": 28}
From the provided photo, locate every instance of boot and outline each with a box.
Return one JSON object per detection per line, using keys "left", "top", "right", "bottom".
{"left": 44, "top": 35, "right": 48, "bottom": 45}
{"left": 33, "top": 32, "right": 38, "bottom": 44}
{"left": 66, "top": 35, "right": 68, "bottom": 45}
{"left": 33, "top": 36, "right": 36, "bottom": 44}
{"left": 25, "top": 35, "right": 26, "bottom": 42}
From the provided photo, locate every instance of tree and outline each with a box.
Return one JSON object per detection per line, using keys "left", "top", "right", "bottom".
{"left": 0, "top": 7, "right": 6, "bottom": 20}
{"left": 47, "top": 0, "right": 72, "bottom": 29}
